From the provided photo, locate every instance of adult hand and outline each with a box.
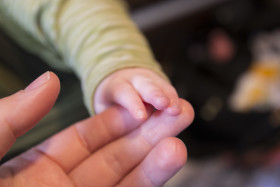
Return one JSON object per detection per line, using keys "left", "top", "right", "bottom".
{"left": 94, "top": 68, "right": 182, "bottom": 121}
{"left": 0, "top": 72, "right": 194, "bottom": 187}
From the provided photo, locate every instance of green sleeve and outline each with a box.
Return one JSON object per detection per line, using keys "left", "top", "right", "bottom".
{"left": 0, "top": 0, "right": 168, "bottom": 115}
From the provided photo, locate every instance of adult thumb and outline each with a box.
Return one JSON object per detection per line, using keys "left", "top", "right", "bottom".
{"left": 0, "top": 71, "right": 60, "bottom": 159}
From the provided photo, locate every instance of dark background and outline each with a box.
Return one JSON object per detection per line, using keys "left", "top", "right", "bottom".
{"left": 1, "top": 0, "right": 280, "bottom": 163}
{"left": 129, "top": 0, "right": 280, "bottom": 158}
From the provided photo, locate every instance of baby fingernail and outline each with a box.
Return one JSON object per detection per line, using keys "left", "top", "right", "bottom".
{"left": 157, "top": 95, "right": 168, "bottom": 100}
{"left": 167, "top": 101, "right": 182, "bottom": 115}
{"left": 173, "top": 103, "right": 181, "bottom": 108}
{"left": 25, "top": 71, "right": 50, "bottom": 91}
{"left": 171, "top": 105, "right": 180, "bottom": 111}
{"left": 136, "top": 109, "right": 146, "bottom": 119}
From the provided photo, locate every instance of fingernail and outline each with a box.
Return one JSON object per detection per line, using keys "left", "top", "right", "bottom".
{"left": 167, "top": 101, "right": 182, "bottom": 115}
{"left": 156, "top": 95, "right": 169, "bottom": 101}
{"left": 25, "top": 72, "right": 50, "bottom": 91}
{"left": 172, "top": 103, "right": 181, "bottom": 109}
{"left": 136, "top": 109, "right": 146, "bottom": 120}
{"left": 155, "top": 95, "right": 169, "bottom": 107}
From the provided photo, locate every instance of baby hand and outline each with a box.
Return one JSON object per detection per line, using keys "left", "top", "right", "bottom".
{"left": 94, "top": 68, "right": 181, "bottom": 121}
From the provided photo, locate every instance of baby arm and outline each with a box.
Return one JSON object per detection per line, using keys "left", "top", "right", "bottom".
{"left": 94, "top": 68, "right": 181, "bottom": 121}
{"left": 0, "top": 0, "right": 181, "bottom": 118}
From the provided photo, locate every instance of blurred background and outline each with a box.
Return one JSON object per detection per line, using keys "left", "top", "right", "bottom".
{"left": 129, "top": 0, "right": 280, "bottom": 186}
{"left": 2, "top": 0, "right": 280, "bottom": 186}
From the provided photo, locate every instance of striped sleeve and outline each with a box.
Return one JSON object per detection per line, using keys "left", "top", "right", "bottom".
{"left": 0, "top": 0, "right": 168, "bottom": 114}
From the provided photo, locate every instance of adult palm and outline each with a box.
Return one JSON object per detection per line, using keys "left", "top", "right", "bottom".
{"left": 0, "top": 72, "right": 194, "bottom": 187}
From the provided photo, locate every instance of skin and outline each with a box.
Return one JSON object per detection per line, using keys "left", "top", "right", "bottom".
{"left": 94, "top": 68, "right": 182, "bottom": 121}
{"left": 0, "top": 72, "right": 194, "bottom": 187}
